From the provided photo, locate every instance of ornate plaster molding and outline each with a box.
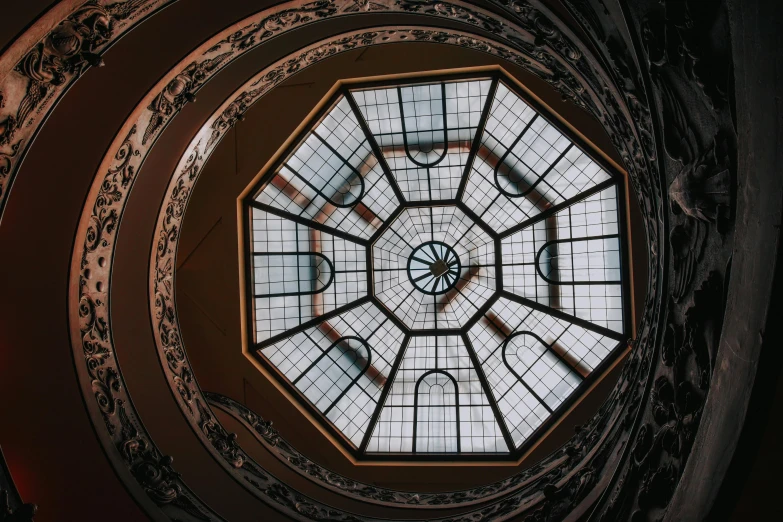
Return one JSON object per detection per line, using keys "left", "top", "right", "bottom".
{"left": 205, "top": 391, "right": 570, "bottom": 508}
{"left": 0, "top": 0, "right": 175, "bottom": 222}
{"left": 547, "top": 0, "right": 739, "bottom": 519}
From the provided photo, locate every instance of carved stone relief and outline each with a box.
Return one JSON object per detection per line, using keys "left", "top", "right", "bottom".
{"left": 0, "top": 0, "right": 174, "bottom": 220}
{"left": 205, "top": 392, "right": 570, "bottom": 508}
{"left": 556, "top": 0, "right": 736, "bottom": 520}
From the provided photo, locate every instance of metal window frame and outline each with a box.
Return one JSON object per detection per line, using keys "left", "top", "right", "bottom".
{"left": 291, "top": 335, "right": 373, "bottom": 417}
{"left": 405, "top": 240, "right": 462, "bottom": 295}
{"left": 242, "top": 70, "right": 634, "bottom": 462}
{"left": 251, "top": 252, "right": 334, "bottom": 298}
{"left": 534, "top": 234, "right": 623, "bottom": 285}
{"left": 396, "top": 83, "right": 450, "bottom": 169}
{"left": 412, "top": 370, "right": 461, "bottom": 453}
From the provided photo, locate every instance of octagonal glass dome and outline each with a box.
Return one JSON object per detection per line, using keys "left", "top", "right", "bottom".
{"left": 244, "top": 71, "right": 631, "bottom": 459}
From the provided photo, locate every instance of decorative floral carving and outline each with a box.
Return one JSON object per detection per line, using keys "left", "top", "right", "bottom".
{"left": 546, "top": 0, "right": 737, "bottom": 519}
{"left": 210, "top": 1, "right": 341, "bottom": 52}
{"left": 118, "top": 406, "right": 210, "bottom": 520}
{"left": 603, "top": 270, "right": 727, "bottom": 520}
{"left": 0, "top": 140, "right": 22, "bottom": 199}
{"left": 206, "top": 392, "right": 570, "bottom": 507}
{"left": 668, "top": 134, "right": 731, "bottom": 226}
{"left": 0, "top": 116, "right": 16, "bottom": 148}
{"left": 73, "top": 119, "right": 218, "bottom": 519}
{"left": 345, "top": 0, "right": 388, "bottom": 12}
{"left": 669, "top": 220, "right": 705, "bottom": 302}
{"left": 195, "top": 399, "right": 244, "bottom": 469}
{"left": 0, "top": 0, "right": 172, "bottom": 221}
{"left": 142, "top": 53, "right": 231, "bottom": 145}
{"left": 14, "top": 4, "right": 110, "bottom": 129}
{"left": 641, "top": 0, "right": 730, "bottom": 109}
{"left": 654, "top": 79, "right": 731, "bottom": 229}
{"left": 6, "top": 1, "right": 153, "bottom": 148}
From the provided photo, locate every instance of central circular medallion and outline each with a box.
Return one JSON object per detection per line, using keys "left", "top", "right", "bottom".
{"left": 372, "top": 205, "right": 495, "bottom": 330}
{"left": 406, "top": 241, "right": 461, "bottom": 295}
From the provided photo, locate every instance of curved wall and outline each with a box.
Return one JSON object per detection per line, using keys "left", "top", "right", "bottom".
{"left": 0, "top": 1, "right": 780, "bottom": 521}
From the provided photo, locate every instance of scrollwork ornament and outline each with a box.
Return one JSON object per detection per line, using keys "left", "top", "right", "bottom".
{"left": 142, "top": 53, "right": 232, "bottom": 145}
{"left": 211, "top": 1, "right": 341, "bottom": 52}
{"left": 0, "top": 140, "right": 22, "bottom": 199}
{"left": 205, "top": 392, "right": 575, "bottom": 508}
{"left": 553, "top": 1, "right": 736, "bottom": 518}
{"left": 0, "top": 0, "right": 174, "bottom": 221}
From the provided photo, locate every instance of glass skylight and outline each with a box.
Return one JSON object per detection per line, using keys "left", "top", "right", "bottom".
{"left": 245, "top": 73, "right": 629, "bottom": 459}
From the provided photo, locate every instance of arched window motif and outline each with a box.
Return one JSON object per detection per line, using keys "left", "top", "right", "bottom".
{"left": 252, "top": 252, "right": 333, "bottom": 298}
{"left": 279, "top": 103, "right": 367, "bottom": 208}
{"left": 502, "top": 332, "right": 582, "bottom": 411}
{"left": 534, "top": 235, "right": 622, "bottom": 285}
{"left": 293, "top": 336, "right": 372, "bottom": 415}
{"left": 413, "top": 371, "right": 460, "bottom": 453}
{"left": 249, "top": 72, "right": 630, "bottom": 458}
{"left": 397, "top": 84, "right": 449, "bottom": 168}
{"left": 280, "top": 140, "right": 365, "bottom": 207}
{"left": 280, "top": 163, "right": 364, "bottom": 209}
{"left": 492, "top": 113, "right": 575, "bottom": 200}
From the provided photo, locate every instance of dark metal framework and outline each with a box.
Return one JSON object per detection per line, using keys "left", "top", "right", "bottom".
{"left": 242, "top": 70, "right": 633, "bottom": 461}
{"left": 252, "top": 252, "right": 334, "bottom": 298}
{"left": 412, "top": 370, "right": 461, "bottom": 453}
{"left": 535, "top": 235, "right": 623, "bottom": 285}
{"left": 502, "top": 331, "right": 583, "bottom": 411}
{"left": 292, "top": 336, "right": 373, "bottom": 417}
{"left": 406, "top": 240, "right": 462, "bottom": 295}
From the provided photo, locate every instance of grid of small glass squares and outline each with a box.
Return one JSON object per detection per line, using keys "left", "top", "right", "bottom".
{"left": 261, "top": 302, "right": 404, "bottom": 447}
{"left": 462, "top": 82, "right": 613, "bottom": 234}
{"left": 251, "top": 208, "right": 368, "bottom": 343}
{"left": 256, "top": 96, "right": 399, "bottom": 240}
{"left": 372, "top": 206, "right": 496, "bottom": 330}
{"left": 352, "top": 79, "right": 491, "bottom": 201}
{"left": 366, "top": 335, "right": 508, "bottom": 453}
{"left": 501, "top": 186, "right": 624, "bottom": 332}
{"left": 246, "top": 73, "right": 630, "bottom": 458}
{"left": 468, "top": 297, "right": 618, "bottom": 447}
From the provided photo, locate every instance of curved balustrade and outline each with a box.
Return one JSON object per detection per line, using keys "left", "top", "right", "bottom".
{"left": 205, "top": 391, "right": 568, "bottom": 509}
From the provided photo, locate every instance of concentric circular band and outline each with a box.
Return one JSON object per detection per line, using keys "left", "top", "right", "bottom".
{"left": 407, "top": 241, "right": 461, "bottom": 295}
